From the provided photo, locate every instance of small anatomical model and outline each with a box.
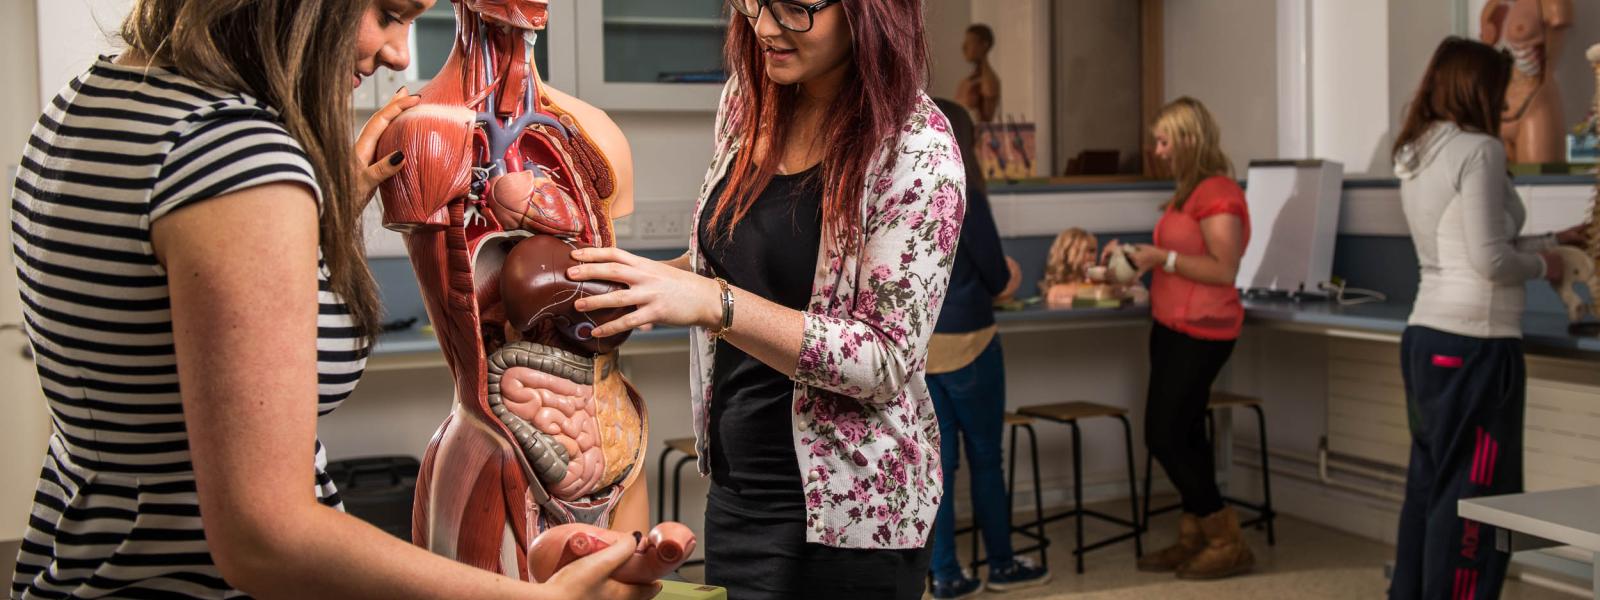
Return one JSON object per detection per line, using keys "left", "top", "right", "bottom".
{"left": 376, "top": 0, "right": 690, "bottom": 582}
{"left": 1041, "top": 228, "right": 1146, "bottom": 309}
{"left": 526, "top": 523, "right": 696, "bottom": 585}
{"left": 1481, "top": 0, "right": 1572, "bottom": 164}
{"left": 1041, "top": 228, "right": 1098, "bottom": 289}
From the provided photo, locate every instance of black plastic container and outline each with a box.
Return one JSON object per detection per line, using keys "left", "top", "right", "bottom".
{"left": 325, "top": 456, "right": 420, "bottom": 540}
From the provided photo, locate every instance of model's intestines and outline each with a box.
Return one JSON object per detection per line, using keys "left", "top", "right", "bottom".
{"left": 488, "top": 343, "right": 640, "bottom": 501}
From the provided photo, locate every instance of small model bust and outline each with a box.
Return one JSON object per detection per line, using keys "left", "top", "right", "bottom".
{"left": 955, "top": 24, "right": 1000, "bottom": 123}
{"left": 1041, "top": 228, "right": 1150, "bottom": 309}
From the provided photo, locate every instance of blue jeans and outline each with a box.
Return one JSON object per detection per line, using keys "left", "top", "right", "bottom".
{"left": 929, "top": 337, "right": 1013, "bottom": 581}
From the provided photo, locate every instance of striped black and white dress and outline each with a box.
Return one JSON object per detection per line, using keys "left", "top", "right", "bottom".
{"left": 8, "top": 57, "right": 366, "bottom": 599}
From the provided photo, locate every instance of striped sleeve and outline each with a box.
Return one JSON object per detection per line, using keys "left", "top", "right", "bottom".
{"left": 149, "top": 106, "right": 322, "bottom": 223}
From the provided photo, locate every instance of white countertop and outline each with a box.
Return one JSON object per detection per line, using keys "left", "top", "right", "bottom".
{"left": 1458, "top": 486, "right": 1600, "bottom": 552}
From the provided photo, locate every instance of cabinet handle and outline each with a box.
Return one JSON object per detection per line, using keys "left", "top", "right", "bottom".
{"left": 1, "top": 322, "right": 33, "bottom": 361}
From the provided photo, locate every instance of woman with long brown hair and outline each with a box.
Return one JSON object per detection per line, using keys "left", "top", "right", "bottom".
{"left": 1103, "top": 96, "right": 1253, "bottom": 581}
{"left": 567, "top": 0, "right": 965, "bottom": 597}
{"left": 8, "top": 1, "right": 651, "bottom": 598}
{"left": 1386, "top": 36, "right": 1584, "bottom": 600}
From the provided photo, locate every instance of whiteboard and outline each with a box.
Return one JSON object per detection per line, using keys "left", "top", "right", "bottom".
{"left": 1235, "top": 160, "right": 1344, "bottom": 293}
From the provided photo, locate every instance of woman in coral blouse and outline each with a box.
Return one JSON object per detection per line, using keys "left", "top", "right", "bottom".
{"left": 1104, "top": 96, "right": 1253, "bottom": 581}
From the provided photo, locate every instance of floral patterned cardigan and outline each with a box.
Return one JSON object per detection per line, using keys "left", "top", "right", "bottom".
{"left": 686, "top": 78, "right": 968, "bottom": 550}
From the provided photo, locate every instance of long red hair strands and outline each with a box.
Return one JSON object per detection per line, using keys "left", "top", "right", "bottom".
{"left": 709, "top": 0, "right": 929, "bottom": 253}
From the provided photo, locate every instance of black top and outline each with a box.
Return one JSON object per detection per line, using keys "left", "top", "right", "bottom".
{"left": 935, "top": 185, "right": 1010, "bottom": 333}
{"left": 699, "top": 163, "right": 823, "bottom": 513}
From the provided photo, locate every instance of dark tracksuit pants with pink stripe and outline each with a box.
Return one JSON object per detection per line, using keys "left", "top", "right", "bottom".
{"left": 1389, "top": 326, "right": 1524, "bottom": 600}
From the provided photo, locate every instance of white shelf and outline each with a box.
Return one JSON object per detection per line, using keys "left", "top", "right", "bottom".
{"left": 603, "top": 16, "right": 727, "bottom": 29}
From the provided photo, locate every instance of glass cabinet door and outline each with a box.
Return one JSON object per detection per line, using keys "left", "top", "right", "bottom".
{"left": 601, "top": 0, "right": 727, "bottom": 84}
{"left": 577, "top": 0, "right": 728, "bottom": 112}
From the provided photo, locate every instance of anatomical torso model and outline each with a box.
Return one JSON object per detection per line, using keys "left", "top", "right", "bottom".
{"left": 1481, "top": 0, "right": 1572, "bottom": 165}
{"left": 375, "top": 0, "right": 683, "bottom": 581}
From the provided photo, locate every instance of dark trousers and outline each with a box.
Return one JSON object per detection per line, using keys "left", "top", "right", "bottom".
{"left": 704, "top": 488, "right": 931, "bottom": 600}
{"left": 1145, "top": 322, "right": 1233, "bottom": 517}
{"left": 928, "top": 338, "right": 1013, "bottom": 581}
{"left": 1389, "top": 326, "right": 1524, "bottom": 600}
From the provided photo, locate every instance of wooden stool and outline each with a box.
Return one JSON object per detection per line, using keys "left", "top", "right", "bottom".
{"left": 957, "top": 412, "right": 1049, "bottom": 574}
{"left": 1141, "top": 391, "right": 1278, "bottom": 545}
{"left": 1015, "top": 401, "right": 1144, "bottom": 574}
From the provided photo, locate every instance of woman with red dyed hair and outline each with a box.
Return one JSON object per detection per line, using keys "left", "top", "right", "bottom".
{"left": 568, "top": 0, "right": 965, "bottom": 597}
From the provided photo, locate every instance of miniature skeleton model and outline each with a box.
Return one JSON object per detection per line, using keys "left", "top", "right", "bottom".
{"left": 375, "top": 0, "right": 679, "bottom": 581}
{"left": 1550, "top": 44, "right": 1600, "bottom": 329}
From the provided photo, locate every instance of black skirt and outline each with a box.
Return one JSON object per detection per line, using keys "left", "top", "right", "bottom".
{"left": 703, "top": 487, "right": 932, "bottom": 600}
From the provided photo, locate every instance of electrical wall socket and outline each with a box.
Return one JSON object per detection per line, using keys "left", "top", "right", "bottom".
{"left": 636, "top": 208, "right": 691, "bottom": 240}
{"left": 617, "top": 202, "right": 695, "bottom": 250}
{"left": 612, "top": 214, "right": 634, "bottom": 239}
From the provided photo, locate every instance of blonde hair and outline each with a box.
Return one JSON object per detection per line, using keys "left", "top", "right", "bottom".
{"left": 1153, "top": 97, "right": 1233, "bottom": 211}
{"left": 122, "top": 0, "right": 380, "bottom": 345}
{"left": 1041, "top": 227, "right": 1098, "bottom": 289}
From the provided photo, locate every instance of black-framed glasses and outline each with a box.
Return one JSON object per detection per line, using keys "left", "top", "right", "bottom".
{"left": 726, "top": 0, "right": 843, "bottom": 33}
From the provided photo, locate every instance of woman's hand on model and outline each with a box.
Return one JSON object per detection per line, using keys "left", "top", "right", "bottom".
{"left": 568, "top": 247, "right": 721, "bottom": 337}
{"left": 542, "top": 537, "right": 661, "bottom": 600}
{"left": 352, "top": 86, "right": 423, "bottom": 206}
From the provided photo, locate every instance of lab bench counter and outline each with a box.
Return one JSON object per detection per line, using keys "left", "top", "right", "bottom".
{"left": 367, "top": 300, "right": 1600, "bottom": 370}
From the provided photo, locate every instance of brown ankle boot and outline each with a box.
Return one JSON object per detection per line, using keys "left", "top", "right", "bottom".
{"left": 1136, "top": 513, "right": 1204, "bottom": 572}
{"left": 1176, "top": 506, "right": 1255, "bottom": 580}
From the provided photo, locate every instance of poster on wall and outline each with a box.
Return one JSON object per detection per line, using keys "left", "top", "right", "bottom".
{"left": 977, "top": 121, "right": 1036, "bottom": 181}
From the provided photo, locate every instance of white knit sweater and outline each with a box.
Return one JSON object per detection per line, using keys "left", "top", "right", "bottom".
{"left": 1395, "top": 122, "right": 1555, "bottom": 339}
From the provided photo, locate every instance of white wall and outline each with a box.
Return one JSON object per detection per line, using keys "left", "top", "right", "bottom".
{"left": 1310, "top": 0, "right": 1392, "bottom": 174}
{"left": 1385, "top": 0, "right": 1456, "bottom": 170}
{"left": 2, "top": 0, "right": 45, "bottom": 544}
{"left": 926, "top": 0, "right": 975, "bottom": 104}
{"left": 35, "top": 0, "right": 131, "bottom": 109}
{"left": 611, "top": 112, "right": 715, "bottom": 207}
{"left": 1164, "top": 0, "right": 1281, "bottom": 170}
{"left": 1163, "top": 0, "right": 1521, "bottom": 175}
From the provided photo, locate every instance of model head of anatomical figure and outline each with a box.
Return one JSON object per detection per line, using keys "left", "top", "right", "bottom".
{"left": 1391, "top": 38, "right": 1513, "bottom": 162}
{"left": 465, "top": 0, "right": 550, "bottom": 30}
{"left": 962, "top": 24, "right": 994, "bottom": 65}
{"left": 1152, "top": 97, "right": 1232, "bottom": 210}
{"left": 354, "top": 0, "right": 437, "bottom": 89}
